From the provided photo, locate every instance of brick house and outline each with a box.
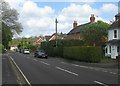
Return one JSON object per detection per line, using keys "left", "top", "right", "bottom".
{"left": 32, "top": 36, "right": 45, "bottom": 45}
{"left": 49, "top": 33, "right": 67, "bottom": 41}
{"left": 67, "top": 14, "right": 95, "bottom": 40}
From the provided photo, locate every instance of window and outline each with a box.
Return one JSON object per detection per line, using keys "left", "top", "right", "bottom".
{"left": 114, "top": 30, "right": 117, "bottom": 38}
{"left": 117, "top": 46, "right": 119, "bottom": 52}
{"left": 109, "top": 46, "right": 111, "bottom": 53}
{"left": 105, "top": 48, "right": 107, "bottom": 53}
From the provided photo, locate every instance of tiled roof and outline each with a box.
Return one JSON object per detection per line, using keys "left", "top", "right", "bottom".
{"left": 68, "top": 22, "right": 91, "bottom": 35}
{"left": 108, "top": 39, "right": 120, "bottom": 44}
{"left": 109, "top": 19, "right": 120, "bottom": 29}
{"left": 109, "top": 13, "right": 120, "bottom": 29}
{"left": 45, "top": 36, "right": 51, "bottom": 41}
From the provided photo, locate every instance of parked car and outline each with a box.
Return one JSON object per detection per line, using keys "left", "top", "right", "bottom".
{"left": 23, "top": 49, "right": 30, "bottom": 54}
{"left": 34, "top": 50, "right": 47, "bottom": 58}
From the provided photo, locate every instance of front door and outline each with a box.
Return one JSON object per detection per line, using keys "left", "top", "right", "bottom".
{"left": 111, "top": 45, "right": 118, "bottom": 59}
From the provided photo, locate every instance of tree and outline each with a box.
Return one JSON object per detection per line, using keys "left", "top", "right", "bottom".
{"left": 2, "top": 22, "right": 13, "bottom": 48}
{"left": 81, "top": 20, "right": 110, "bottom": 46}
{"left": 1, "top": 0, "right": 23, "bottom": 48}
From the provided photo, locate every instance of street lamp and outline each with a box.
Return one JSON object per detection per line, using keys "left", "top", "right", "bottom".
{"left": 55, "top": 18, "right": 58, "bottom": 47}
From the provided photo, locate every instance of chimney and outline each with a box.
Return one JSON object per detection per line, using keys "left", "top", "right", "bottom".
{"left": 115, "top": 13, "right": 120, "bottom": 21}
{"left": 73, "top": 21, "right": 77, "bottom": 28}
{"left": 90, "top": 14, "right": 95, "bottom": 23}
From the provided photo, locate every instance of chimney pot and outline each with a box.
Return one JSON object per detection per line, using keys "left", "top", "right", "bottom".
{"left": 73, "top": 20, "right": 77, "bottom": 28}
{"left": 115, "top": 13, "right": 120, "bottom": 21}
{"left": 90, "top": 14, "right": 95, "bottom": 23}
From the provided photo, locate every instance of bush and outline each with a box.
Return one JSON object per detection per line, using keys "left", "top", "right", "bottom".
{"left": 41, "top": 40, "right": 103, "bottom": 63}
{"left": 63, "top": 46, "right": 102, "bottom": 63}
{"left": 41, "top": 40, "right": 84, "bottom": 57}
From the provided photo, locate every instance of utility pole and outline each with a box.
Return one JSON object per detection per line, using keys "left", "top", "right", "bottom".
{"left": 55, "top": 18, "right": 58, "bottom": 47}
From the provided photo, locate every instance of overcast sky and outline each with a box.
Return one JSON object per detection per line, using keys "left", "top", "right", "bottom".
{"left": 5, "top": 0, "right": 119, "bottom": 38}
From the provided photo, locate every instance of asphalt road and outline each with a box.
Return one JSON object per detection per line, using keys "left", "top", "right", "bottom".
{"left": 2, "top": 51, "right": 119, "bottom": 85}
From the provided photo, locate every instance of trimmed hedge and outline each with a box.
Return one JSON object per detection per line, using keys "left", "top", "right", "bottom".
{"left": 41, "top": 40, "right": 84, "bottom": 57}
{"left": 63, "top": 46, "right": 102, "bottom": 63}
{"left": 41, "top": 40, "right": 103, "bottom": 63}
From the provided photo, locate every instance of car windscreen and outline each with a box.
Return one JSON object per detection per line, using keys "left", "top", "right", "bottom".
{"left": 38, "top": 51, "right": 45, "bottom": 54}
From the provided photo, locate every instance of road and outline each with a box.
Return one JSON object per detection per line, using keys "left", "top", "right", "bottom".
{"left": 2, "top": 51, "right": 119, "bottom": 85}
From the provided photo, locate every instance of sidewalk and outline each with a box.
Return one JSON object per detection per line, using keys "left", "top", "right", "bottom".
{"left": 63, "top": 58, "right": 118, "bottom": 69}
{"left": 88, "top": 63, "right": 118, "bottom": 69}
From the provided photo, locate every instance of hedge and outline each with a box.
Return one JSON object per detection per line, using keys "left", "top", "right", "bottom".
{"left": 63, "top": 46, "right": 102, "bottom": 63}
{"left": 41, "top": 40, "right": 84, "bottom": 57}
{"left": 41, "top": 40, "right": 103, "bottom": 63}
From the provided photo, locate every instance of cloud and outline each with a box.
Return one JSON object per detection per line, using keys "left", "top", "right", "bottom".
{"left": 14, "top": 0, "right": 55, "bottom": 37}
{"left": 4, "top": 0, "right": 118, "bottom": 37}
{"left": 21, "top": 1, "right": 54, "bottom": 18}
{"left": 58, "top": 3, "right": 99, "bottom": 24}
{"left": 101, "top": 4, "right": 118, "bottom": 13}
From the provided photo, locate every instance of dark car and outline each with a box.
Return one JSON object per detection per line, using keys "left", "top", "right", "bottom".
{"left": 34, "top": 50, "right": 47, "bottom": 58}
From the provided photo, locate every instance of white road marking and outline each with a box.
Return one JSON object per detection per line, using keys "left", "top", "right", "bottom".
{"left": 56, "top": 66, "right": 79, "bottom": 76}
{"left": 71, "top": 64, "right": 80, "bottom": 67}
{"left": 93, "top": 68, "right": 99, "bottom": 71}
{"left": 72, "top": 64, "right": 89, "bottom": 68}
{"left": 94, "top": 81, "right": 108, "bottom": 86}
{"left": 33, "top": 59, "right": 38, "bottom": 61}
{"left": 109, "top": 72, "right": 117, "bottom": 75}
{"left": 9, "top": 56, "right": 31, "bottom": 86}
{"left": 71, "top": 64, "right": 118, "bottom": 75}
{"left": 61, "top": 62, "right": 67, "bottom": 64}
{"left": 102, "top": 70, "right": 108, "bottom": 72}
{"left": 40, "top": 61, "right": 50, "bottom": 65}
{"left": 112, "top": 72, "right": 117, "bottom": 75}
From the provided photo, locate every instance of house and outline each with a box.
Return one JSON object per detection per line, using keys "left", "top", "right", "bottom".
{"left": 49, "top": 33, "right": 57, "bottom": 41}
{"left": 105, "top": 13, "right": 120, "bottom": 59}
{"left": 49, "top": 33, "right": 67, "bottom": 41}
{"left": 45, "top": 36, "right": 51, "bottom": 42}
{"left": 33, "top": 36, "right": 45, "bottom": 45}
{"left": 67, "top": 14, "right": 95, "bottom": 40}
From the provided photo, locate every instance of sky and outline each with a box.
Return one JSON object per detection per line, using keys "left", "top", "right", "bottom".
{"left": 4, "top": 0, "right": 119, "bottom": 38}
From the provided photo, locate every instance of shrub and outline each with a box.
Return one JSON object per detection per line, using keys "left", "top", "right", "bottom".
{"left": 41, "top": 40, "right": 84, "bottom": 57}
{"left": 63, "top": 46, "right": 102, "bottom": 63}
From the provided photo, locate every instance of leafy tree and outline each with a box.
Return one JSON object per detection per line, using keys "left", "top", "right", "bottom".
{"left": 81, "top": 20, "right": 110, "bottom": 46}
{"left": 2, "top": 22, "right": 13, "bottom": 48}
{"left": 1, "top": 0, "right": 23, "bottom": 48}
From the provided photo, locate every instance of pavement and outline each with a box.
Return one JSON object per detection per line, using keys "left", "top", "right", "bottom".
{"left": 54, "top": 56, "right": 119, "bottom": 69}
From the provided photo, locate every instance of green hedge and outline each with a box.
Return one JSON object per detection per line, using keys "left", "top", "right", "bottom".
{"left": 63, "top": 46, "right": 102, "bottom": 63}
{"left": 41, "top": 40, "right": 103, "bottom": 63}
{"left": 41, "top": 40, "right": 84, "bottom": 57}
{"left": 41, "top": 41, "right": 63, "bottom": 57}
